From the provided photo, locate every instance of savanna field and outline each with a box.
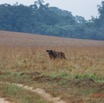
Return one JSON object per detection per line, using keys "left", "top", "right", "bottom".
{"left": 0, "top": 31, "right": 104, "bottom": 103}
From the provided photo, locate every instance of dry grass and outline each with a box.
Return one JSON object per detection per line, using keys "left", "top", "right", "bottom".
{"left": 0, "top": 30, "right": 104, "bottom": 102}
{"left": 0, "top": 30, "right": 104, "bottom": 48}
{"left": 0, "top": 47, "right": 104, "bottom": 80}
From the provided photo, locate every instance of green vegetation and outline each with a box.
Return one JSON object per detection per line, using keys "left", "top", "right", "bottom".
{"left": 0, "top": 0, "right": 104, "bottom": 40}
{"left": 0, "top": 46, "right": 104, "bottom": 102}
{"left": 0, "top": 83, "right": 50, "bottom": 103}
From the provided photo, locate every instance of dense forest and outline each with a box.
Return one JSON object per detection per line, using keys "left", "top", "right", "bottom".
{"left": 0, "top": 0, "right": 104, "bottom": 40}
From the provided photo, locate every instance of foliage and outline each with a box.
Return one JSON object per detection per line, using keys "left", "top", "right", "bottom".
{"left": 0, "top": 0, "right": 104, "bottom": 40}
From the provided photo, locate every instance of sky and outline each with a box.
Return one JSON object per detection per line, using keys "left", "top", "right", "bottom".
{"left": 0, "top": 0, "right": 103, "bottom": 20}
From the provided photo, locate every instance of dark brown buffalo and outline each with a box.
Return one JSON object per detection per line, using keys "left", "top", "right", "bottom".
{"left": 46, "top": 50, "right": 66, "bottom": 59}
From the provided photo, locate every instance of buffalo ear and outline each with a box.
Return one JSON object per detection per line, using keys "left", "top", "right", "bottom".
{"left": 46, "top": 50, "right": 53, "bottom": 54}
{"left": 46, "top": 50, "right": 49, "bottom": 52}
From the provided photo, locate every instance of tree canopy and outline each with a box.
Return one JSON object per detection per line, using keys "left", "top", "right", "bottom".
{"left": 0, "top": 0, "right": 104, "bottom": 40}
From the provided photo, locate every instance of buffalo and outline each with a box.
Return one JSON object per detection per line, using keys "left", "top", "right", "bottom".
{"left": 46, "top": 50, "right": 66, "bottom": 59}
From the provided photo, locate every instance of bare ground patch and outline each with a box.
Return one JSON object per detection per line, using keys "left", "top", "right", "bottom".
{"left": 0, "top": 81, "right": 66, "bottom": 103}
{"left": 0, "top": 97, "right": 13, "bottom": 103}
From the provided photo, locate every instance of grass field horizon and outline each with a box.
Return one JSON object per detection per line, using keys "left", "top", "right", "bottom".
{"left": 0, "top": 30, "right": 104, "bottom": 103}
{"left": 0, "top": 30, "right": 104, "bottom": 48}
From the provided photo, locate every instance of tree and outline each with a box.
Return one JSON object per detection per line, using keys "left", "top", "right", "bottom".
{"left": 0, "top": 0, "right": 104, "bottom": 40}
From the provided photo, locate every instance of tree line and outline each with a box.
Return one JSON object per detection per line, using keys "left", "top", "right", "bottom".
{"left": 0, "top": 0, "right": 104, "bottom": 40}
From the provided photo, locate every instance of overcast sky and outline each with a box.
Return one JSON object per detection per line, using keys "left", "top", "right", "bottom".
{"left": 0, "top": 0, "right": 103, "bottom": 20}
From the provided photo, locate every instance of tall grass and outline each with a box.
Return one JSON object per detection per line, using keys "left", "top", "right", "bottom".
{"left": 0, "top": 46, "right": 104, "bottom": 103}
{"left": 0, "top": 46, "right": 104, "bottom": 80}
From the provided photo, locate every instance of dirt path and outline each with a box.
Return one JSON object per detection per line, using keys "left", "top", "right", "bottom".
{"left": 0, "top": 82, "right": 67, "bottom": 103}
{"left": 0, "top": 97, "right": 12, "bottom": 103}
